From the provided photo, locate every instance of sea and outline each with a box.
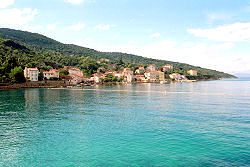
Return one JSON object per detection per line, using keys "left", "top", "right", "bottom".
{"left": 0, "top": 78, "right": 250, "bottom": 167}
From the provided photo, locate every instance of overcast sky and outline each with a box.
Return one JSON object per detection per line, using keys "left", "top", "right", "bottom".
{"left": 1, "top": 0, "right": 250, "bottom": 74}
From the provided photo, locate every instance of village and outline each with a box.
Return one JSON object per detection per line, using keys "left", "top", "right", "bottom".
{"left": 23, "top": 58, "right": 198, "bottom": 85}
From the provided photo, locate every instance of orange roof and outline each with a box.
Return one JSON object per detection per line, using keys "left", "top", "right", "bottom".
{"left": 51, "top": 69, "right": 59, "bottom": 72}
{"left": 43, "top": 71, "right": 53, "bottom": 74}
{"left": 27, "top": 68, "right": 39, "bottom": 71}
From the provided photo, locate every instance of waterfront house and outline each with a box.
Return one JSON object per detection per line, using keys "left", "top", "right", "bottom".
{"left": 43, "top": 69, "right": 59, "bottom": 80}
{"left": 43, "top": 71, "right": 53, "bottom": 80}
{"left": 187, "top": 70, "right": 198, "bottom": 76}
{"left": 123, "top": 68, "right": 133, "bottom": 82}
{"left": 68, "top": 68, "right": 84, "bottom": 84}
{"left": 93, "top": 73, "right": 105, "bottom": 83}
{"left": 169, "top": 73, "right": 182, "bottom": 80}
{"left": 135, "top": 67, "right": 145, "bottom": 75}
{"left": 123, "top": 68, "right": 132, "bottom": 74}
{"left": 24, "top": 67, "right": 39, "bottom": 81}
{"left": 147, "top": 64, "right": 157, "bottom": 72}
{"left": 133, "top": 75, "right": 145, "bottom": 82}
{"left": 51, "top": 69, "right": 59, "bottom": 78}
{"left": 114, "top": 73, "right": 123, "bottom": 78}
{"left": 124, "top": 73, "right": 133, "bottom": 83}
{"left": 144, "top": 71, "right": 165, "bottom": 82}
{"left": 162, "top": 64, "right": 173, "bottom": 72}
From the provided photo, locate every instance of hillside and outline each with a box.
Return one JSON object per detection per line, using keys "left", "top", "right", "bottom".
{"left": 0, "top": 28, "right": 235, "bottom": 79}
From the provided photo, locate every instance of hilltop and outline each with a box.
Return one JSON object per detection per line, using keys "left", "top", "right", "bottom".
{"left": 0, "top": 28, "right": 235, "bottom": 82}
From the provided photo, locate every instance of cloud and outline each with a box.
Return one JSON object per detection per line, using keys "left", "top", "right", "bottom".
{"left": 188, "top": 22, "right": 250, "bottom": 42}
{"left": 0, "top": 0, "right": 14, "bottom": 8}
{"left": 68, "top": 23, "right": 85, "bottom": 31}
{"left": 151, "top": 33, "right": 161, "bottom": 38}
{"left": 207, "top": 13, "right": 231, "bottom": 21}
{"left": 0, "top": 8, "right": 38, "bottom": 27}
{"left": 65, "top": 0, "right": 84, "bottom": 5}
{"left": 94, "top": 24, "right": 113, "bottom": 31}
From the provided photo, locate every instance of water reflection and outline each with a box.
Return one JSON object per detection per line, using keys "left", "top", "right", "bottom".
{"left": 0, "top": 80, "right": 250, "bottom": 166}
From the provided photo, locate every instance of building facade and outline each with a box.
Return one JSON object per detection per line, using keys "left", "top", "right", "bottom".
{"left": 147, "top": 64, "right": 157, "bottom": 72}
{"left": 68, "top": 68, "right": 84, "bottom": 84}
{"left": 43, "top": 69, "right": 59, "bottom": 80}
{"left": 135, "top": 67, "right": 145, "bottom": 75}
{"left": 187, "top": 70, "right": 198, "bottom": 76}
{"left": 24, "top": 67, "right": 39, "bottom": 81}
{"left": 144, "top": 71, "right": 165, "bottom": 82}
{"left": 162, "top": 64, "right": 173, "bottom": 72}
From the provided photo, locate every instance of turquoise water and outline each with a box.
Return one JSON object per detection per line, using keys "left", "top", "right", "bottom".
{"left": 0, "top": 79, "right": 250, "bottom": 167}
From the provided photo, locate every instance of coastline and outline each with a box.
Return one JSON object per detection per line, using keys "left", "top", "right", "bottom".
{"left": 0, "top": 81, "right": 73, "bottom": 91}
{"left": 0, "top": 77, "right": 231, "bottom": 91}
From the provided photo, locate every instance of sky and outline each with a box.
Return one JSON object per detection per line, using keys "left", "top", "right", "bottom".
{"left": 1, "top": 0, "right": 250, "bottom": 75}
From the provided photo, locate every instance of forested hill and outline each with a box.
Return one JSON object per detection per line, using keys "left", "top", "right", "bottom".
{"left": 0, "top": 28, "right": 235, "bottom": 78}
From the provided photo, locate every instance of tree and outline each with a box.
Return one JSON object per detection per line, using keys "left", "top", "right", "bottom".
{"left": 38, "top": 72, "right": 44, "bottom": 81}
{"left": 103, "top": 74, "right": 118, "bottom": 82}
{"left": 81, "top": 56, "right": 99, "bottom": 76}
{"left": 9, "top": 66, "right": 25, "bottom": 83}
{"left": 59, "top": 70, "right": 69, "bottom": 78}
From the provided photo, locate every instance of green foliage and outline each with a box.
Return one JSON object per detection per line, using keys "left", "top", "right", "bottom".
{"left": 9, "top": 66, "right": 25, "bottom": 83}
{"left": 59, "top": 70, "right": 69, "bottom": 78}
{"left": 117, "top": 77, "right": 124, "bottom": 82}
{"left": 81, "top": 56, "right": 99, "bottom": 76}
{"left": 0, "top": 28, "right": 236, "bottom": 83}
{"left": 38, "top": 72, "right": 44, "bottom": 81}
{"left": 103, "top": 74, "right": 118, "bottom": 82}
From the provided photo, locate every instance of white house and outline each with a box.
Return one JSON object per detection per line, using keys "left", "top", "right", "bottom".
{"left": 163, "top": 64, "right": 173, "bottom": 72}
{"left": 147, "top": 64, "right": 157, "bottom": 72}
{"left": 187, "top": 70, "right": 198, "bottom": 76}
{"left": 43, "top": 69, "right": 59, "bottom": 80}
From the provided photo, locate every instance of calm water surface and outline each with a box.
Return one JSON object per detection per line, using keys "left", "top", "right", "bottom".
{"left": 0, "top": 79, "right": 250, "bottom": 167}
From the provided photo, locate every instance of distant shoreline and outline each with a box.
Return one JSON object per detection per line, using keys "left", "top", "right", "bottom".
{"left": 0, "top": 77, "right": 234, "bottom": 91}
{"left": 0, "top": 81, "right": 72, "bottom": 91}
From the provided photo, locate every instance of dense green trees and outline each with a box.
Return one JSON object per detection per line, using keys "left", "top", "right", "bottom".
{"left": 0, "top": 28, "right": 236, "bottom": 83}
{"left": 9, "top": 66, "right": 25, "bottom": 83}
{"left": 80, "top": 56, "right": 99, "bottom": 76}
{"left": 101, "top": 74, "right": 118, "bottom": 82}
{"left": 59, "top": 70, "right": 69, "bottom": 78}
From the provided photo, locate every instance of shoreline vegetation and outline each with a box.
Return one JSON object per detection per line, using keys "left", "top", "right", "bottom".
{"left": 0, "top": 28, "right": 236, "bottom": 89}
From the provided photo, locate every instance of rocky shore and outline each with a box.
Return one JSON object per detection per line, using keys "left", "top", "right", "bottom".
{"left": 0, "top": 81, "right": 73, "bottom": 91}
